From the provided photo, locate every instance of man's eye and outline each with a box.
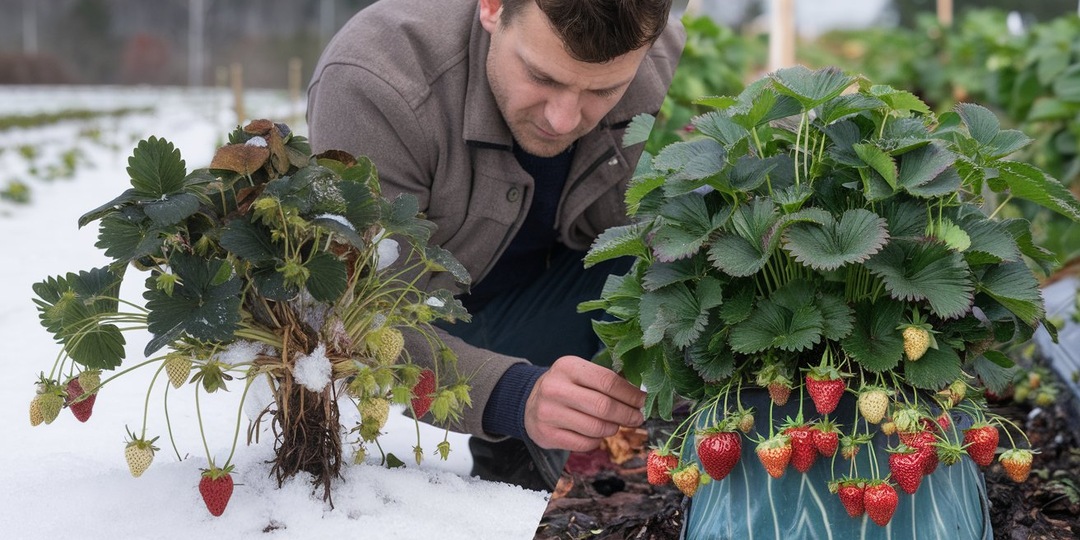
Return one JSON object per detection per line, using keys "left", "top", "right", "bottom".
{"left": 593, "top": 88, "right": 621, "bottom": 99}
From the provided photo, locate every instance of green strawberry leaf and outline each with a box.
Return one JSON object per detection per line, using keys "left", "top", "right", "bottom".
{"left": 996, "top": 161, "right": 1080, "bottom": 222}
{"left": 144, "top": 254, "right": 242, "bottom": 355}
{"left": 584, "top": 223, "right": 648, "bottom": 268}
{"left": 728, "top": 299, "right": 823, "bottom": 353}
{"left": 972, "top": 352, "right": 1019, "bottom": 395}
{"left": 127, "top": 136, "right": 187, "bottom": 197}
{"left": 424, "top": 245, "right": 472, "bottom": 286}
{"left": 782, "top": 208, "right": 889, "bottom": 271}
{"left": 383, "top": 194, "right": 437, "bottom": 246}
{"left": 622, "top": 113, "right": 655, "bottom": 147}
{"left": 865, "top": 240, "right": 974, "bottom": 319}
{"left": 977, "top": 262, "right": 1045, "bottom": 326}
{"left": 818, "top": 93, "right": 885, "bottom": 124}
{"left": 95, "top": 208, "right": 169, "bottom": 264}
{"left": 650, "top": 193, "right": 725, "bottom": 262}
{"left": 304, "top": 252, "right": 348, "bottom": 304}
{"left": 32, "top": 267, "right": 126, "bottom": 371}
{"left": 842, "top": 300, "right": 904, "bottom": 373}
{"left": 902, "top": 345, "right": 961, "bottom": 390}
{"left": 770, "top": 65, "right": 856, "bottom": 110}
{"left": 220, "top": 219, "right": 280, "bottom": 264}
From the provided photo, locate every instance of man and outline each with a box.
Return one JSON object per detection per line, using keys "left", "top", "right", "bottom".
{"left": 307, "top": 0, "right": 684, "bottom": 490}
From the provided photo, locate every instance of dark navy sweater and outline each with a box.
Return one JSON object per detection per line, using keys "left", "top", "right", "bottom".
{"left": 475, "top": 142, "right": 574, "bottom": 439}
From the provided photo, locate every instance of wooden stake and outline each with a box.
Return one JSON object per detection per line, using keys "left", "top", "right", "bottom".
{"left": 937, "top": 0, "right": 953, "bottom": 27}
{"left": 288, "top": 57, "right": 302, "bottom": 128}
{"left": 231, "top": 63, "right": 245, "bottom": 126}
{"left": 769, "top": 0, "right": 796, "bottom": 72}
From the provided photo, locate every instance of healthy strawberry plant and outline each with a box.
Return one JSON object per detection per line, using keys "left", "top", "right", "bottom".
{"left": 29, "top": 120, "right": 472, "bottom": 513}
{"left": 583, "top": 66, "right": 1080, "bottom": 528}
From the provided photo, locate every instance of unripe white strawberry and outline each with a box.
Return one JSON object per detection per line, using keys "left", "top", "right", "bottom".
{"left": 857, "top": 388, "right": 890, "bottom": 424}
{"left": 164, "top": 354, "right": 192, "bottom": 389}
{"left": 124, "top": 430, "right": 159, "bottom": 478}
{"left": 29, "top": 395, "right": 45, "bottom": 427}
{"left": 903, "top": 326, "right": 931, "bottom": 361}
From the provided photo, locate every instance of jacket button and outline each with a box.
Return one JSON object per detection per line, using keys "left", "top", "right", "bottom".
{"left": 507, "top": 187, "right": 520, "bottom": 202}
{"left": 608, "top": 157, "right": 619, "bottom": 166}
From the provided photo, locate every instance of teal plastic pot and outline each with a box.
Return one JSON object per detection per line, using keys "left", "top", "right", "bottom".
{"left": 680, "top": 390, "right": 992, "bottom": 540}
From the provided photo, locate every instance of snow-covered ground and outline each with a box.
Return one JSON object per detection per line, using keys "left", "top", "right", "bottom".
{"left": 0, "top": 87, "right": 548, "bottom": 539}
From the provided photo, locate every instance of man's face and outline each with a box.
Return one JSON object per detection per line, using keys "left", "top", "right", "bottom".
{"left": 479, "top": 0, "right": 650, "bottom": 157}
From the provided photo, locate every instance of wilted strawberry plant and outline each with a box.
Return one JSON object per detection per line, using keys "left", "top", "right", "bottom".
{"left": 583, "top": 66, "right": 1080, "bottom": 528}
{"left": 29, "top": 120, "right": 471, "bottom": 515}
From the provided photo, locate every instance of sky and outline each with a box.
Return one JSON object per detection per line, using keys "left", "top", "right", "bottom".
{"left": 0, "top": 87, "right": 549, "bottom": 540}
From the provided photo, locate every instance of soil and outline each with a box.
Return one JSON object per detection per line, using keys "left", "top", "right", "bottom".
{"left": 534, "top": 379, "right": 1080, "bottom": 539}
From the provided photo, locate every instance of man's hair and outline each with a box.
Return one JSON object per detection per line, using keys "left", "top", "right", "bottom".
{"left": 501, "top": 0, "right": 673, "bottom": 63}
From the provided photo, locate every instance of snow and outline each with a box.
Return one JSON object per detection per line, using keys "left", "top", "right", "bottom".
{"left": 292, "top": 343, "right": 333, "bottom": 392}
{"left": 0, "top": 86, "right": 548, "bottom": 539}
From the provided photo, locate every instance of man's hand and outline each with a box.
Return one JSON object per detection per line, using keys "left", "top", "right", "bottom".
{"left": 523, "top": 355, "right": 646, "bottom": 452}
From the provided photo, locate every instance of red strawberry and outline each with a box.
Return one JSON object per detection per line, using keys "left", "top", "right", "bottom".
{"left": 812, "top": 420, "right": 840, "bottom": 457}
{"left": 907, "top": 430, "right": 939, "bottom": 475}
{"left": 646, "top": 449, "right": 678, "bottom": 486}
{"left": 767, "top": 381, "right": 792, "bottom": 406}
{"left": 999, "top": 448, "right": 1034, "bottom": 483}
{"left": 963, "top": 424, "right": 999, "bottom": 467}
{"left": 410, "top": 369, "right": 436, "bottom": 418}
{"left": 837, "top": 479, "right": 866, "bottom": 517}
{"left": 755, "top": 434, "right": 792, "bottom": 479}
{"left": 199, "top": 467, "right": 235, "bottom": 517}
{"left": 889, "top": 446, "right": 925, "bottom": 494}
{"left": 805, "top": 373, "right": 845, "bottom": 415}
{"left": 697, "top": 430, "right": 741, "bottom": 481}
{"left": 65, "top": 378, "right": 97, "bottom": 422}
{"left": 864, "top": 481, "right": 899, "bottom": 526}
{"left": 784, "top": 425, "right": 818, "bottom": 473}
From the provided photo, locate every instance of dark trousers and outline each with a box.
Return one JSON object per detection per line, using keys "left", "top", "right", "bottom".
{"left": 438, "top": 245, "right": 633, "bottom": 490}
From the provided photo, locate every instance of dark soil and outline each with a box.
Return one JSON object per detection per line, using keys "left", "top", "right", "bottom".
{"left": 534, "top": 386, "right": 1080, "bottom": 540}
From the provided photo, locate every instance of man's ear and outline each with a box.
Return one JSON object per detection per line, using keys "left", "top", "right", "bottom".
{"left": 478, "top": 0, "right": 503, "bottom": 33}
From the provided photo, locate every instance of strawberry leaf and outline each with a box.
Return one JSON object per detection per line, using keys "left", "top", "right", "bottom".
{"left": 782, "top": 208, "right": 889, "bottom": 271}
{"left": 865, "top": 240, "right": 974, "bottom": 319}
{"left": 144, "top": 254, "right": 241, "bottom": 355}
{"left": 842, "top": 300, "right": 904, "bottom": 372}
{"left": 584, "top": 223, "right": 649, "bottom": 268}
{"left": 32, "top": 267, "right": 126, "bottom": 371}
{"left": 729, "top": 299, "right": 823, "bottom": 353}
{"left": 127, "top": 136, "right": 187, "bottom": 197}
{"left": 902, "top": 345, "right": 961, "bottom": 390}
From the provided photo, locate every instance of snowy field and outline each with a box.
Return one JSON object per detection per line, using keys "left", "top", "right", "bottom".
{"left": 0, "top": 86, "right": 548, "bottom": 539}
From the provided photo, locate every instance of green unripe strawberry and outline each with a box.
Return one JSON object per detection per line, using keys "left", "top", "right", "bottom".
{"left": 359, "top": 397, "right": 390, "bottom": 441}
{"left": 374, "top": 328, "right": 405, "bottom": 365}
{"left": 78, "top": 370, "right": 102, "bottom": 394}
{"left": 38, "top": 391, "right": 64, "bottom": 425}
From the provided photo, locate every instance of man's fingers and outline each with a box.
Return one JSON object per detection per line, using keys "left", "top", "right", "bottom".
{"left": 555, "top": 356, "right": 646, "bottom": 409}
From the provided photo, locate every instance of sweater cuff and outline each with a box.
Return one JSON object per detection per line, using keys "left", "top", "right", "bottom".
{"left": 481, "top": 363, "right": 547, "bottom": 439}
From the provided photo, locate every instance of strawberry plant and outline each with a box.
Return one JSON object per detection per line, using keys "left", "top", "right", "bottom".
{"left": 28, "top": 120, "right": 472, "bottom": 512}
{"left": 583, "top": 66, "right": 1080, "bottom": 529}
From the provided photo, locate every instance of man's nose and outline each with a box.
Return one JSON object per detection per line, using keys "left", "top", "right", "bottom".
{"left": 544, "top": 91, "right": 582, "bottom": 135}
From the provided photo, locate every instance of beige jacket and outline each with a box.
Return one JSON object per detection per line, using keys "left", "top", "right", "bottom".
{"left": 307, "top": 0, "right": 684, "bottom": 438}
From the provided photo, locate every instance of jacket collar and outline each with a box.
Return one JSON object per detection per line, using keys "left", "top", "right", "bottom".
{"left": 463, "top": 7, "right": 670, "bottom": 150}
